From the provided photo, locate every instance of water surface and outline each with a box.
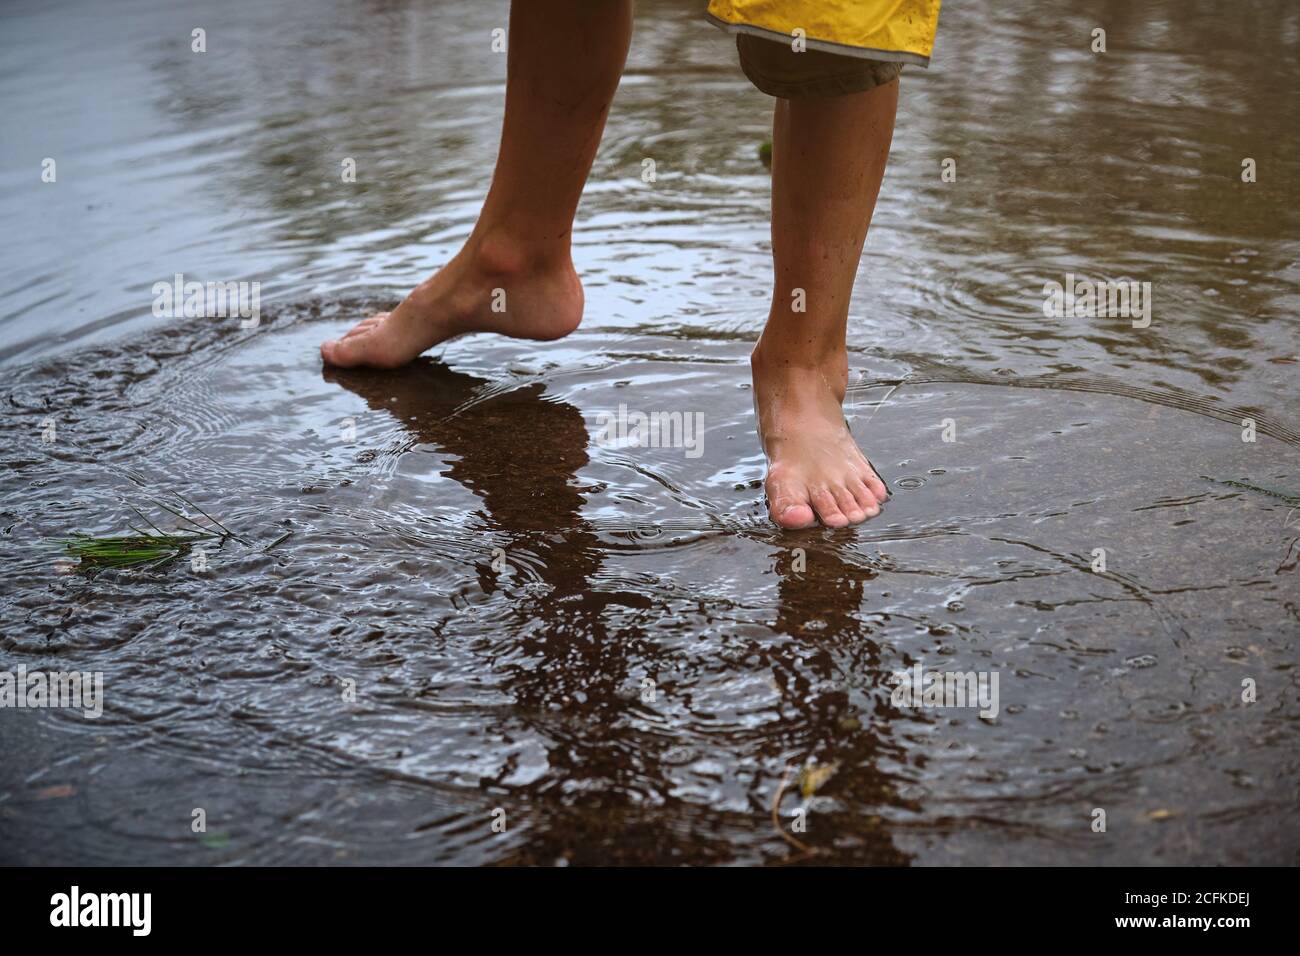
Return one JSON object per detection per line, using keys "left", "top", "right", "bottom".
{"left": 1, "top": 0, "right": 1297, "bottom": 865}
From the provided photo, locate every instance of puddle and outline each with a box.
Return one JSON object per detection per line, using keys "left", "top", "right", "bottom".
{"left": 1, "top": 0, "right": 1297, "bottom": 865}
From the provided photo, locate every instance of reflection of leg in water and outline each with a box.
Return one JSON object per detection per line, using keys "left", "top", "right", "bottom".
{"left": 773, "top": 542, "right": 875, "bottom": 643}
{"left": 320, "top": 1, "right": 633, "bottom": 368}
{"left": 323, "top": 359, "right": 598, "bottom": 594}
{"left": 766, "top": 540, "right": 911, "bottom": 864}
{"left": 325, "top": 358, "right": 685, "bottom": 862}
{"left": 322, "top": 359, "right": 638, "bottom": 672}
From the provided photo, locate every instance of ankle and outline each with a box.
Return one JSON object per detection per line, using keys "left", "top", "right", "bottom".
{"left": 416, "top": 227, "right": 583, "bottom": 341}
{"left": 467, "top": 228, "right": 572, "bottom": 279}
{"left": 751, "top": 336, "right": 847, "bottom": 378}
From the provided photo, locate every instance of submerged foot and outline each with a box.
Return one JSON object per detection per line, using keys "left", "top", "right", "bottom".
{"left": 321, "top": 238, "right": 583, "bottom": 369}
{"left": 751, "top": 345, "right": 889, "bottom": 529}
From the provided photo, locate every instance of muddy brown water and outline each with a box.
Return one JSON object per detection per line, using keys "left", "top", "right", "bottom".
{"left": 1, "top": 0, "right": 1297, "bottom": 865}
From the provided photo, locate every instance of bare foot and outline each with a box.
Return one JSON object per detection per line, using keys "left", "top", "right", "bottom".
{"left": 321, "top": 238, "right": 583, "bottom": 368}
{"left": 751, "top": 344, "right": 889, "bottom": 529}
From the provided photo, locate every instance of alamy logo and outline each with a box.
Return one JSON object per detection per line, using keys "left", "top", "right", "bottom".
{"left": 50, "top": 886, "right": 151, "bottom": 936}
{"left": 0, "top": 666, "right": 103, "bottom": 718}
{"left": 1043, "top": 273, "right": 1151, "bottom": 328}
{"left": 890, "top": 663, "right": 1000, "bottom": 719}
{"left": 152, "top": 272, "right": 261, "bottom": 328}
{"left": 594, "top": 404, "right": 704, "bottom": 459}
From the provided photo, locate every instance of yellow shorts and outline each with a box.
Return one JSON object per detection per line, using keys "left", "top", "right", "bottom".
{"left": 735, "top": 34, "right": 902, "bottom": 98}
{"left": 707, "top": 0, "right": 941, "bottom": 98}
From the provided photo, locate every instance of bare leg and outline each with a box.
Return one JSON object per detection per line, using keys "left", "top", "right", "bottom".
{"left": 751, "top": 81, "right": 898, "bottom": 528}
{"left": 322, "top": 0, "right": 633, "bottom": 368}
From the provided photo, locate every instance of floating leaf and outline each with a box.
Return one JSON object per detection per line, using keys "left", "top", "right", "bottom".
{"left": 61, "top": 531, "right": 217, "bottom": 570}
{"left": 798, "top": 761, "right": 839, "bottom": 799}
{"left": 55, "top": 496, "right": 275, "bottom": 572}
{"left": 201, "top": 831, "right": 232, "bottom": 849}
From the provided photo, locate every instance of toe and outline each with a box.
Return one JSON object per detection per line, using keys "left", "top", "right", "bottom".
{"left": 771, "top": 500, "right": 817, "bottom": 529}
{"left": 321, "top": 332, "right": 367, "bottom": 367}
{"left": 810, "top": 488, "right": 849, "bottom": 528}
{"left": 766, "top": 471, "right": 818, "bottom": 529}
{"left": 834, "top": 486, "right": 867, "bottom": 524}
{"left": 323, "top": 314, "right": 390, "bottom": 364}
{"left": 344, "top": 314, "right": 387, "bottom": 339}
{"left": 849, "top": 479, "right": 881, "bottom": 518}
{"left": 861, "top": 461, "right": 889, "bottom": 503}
